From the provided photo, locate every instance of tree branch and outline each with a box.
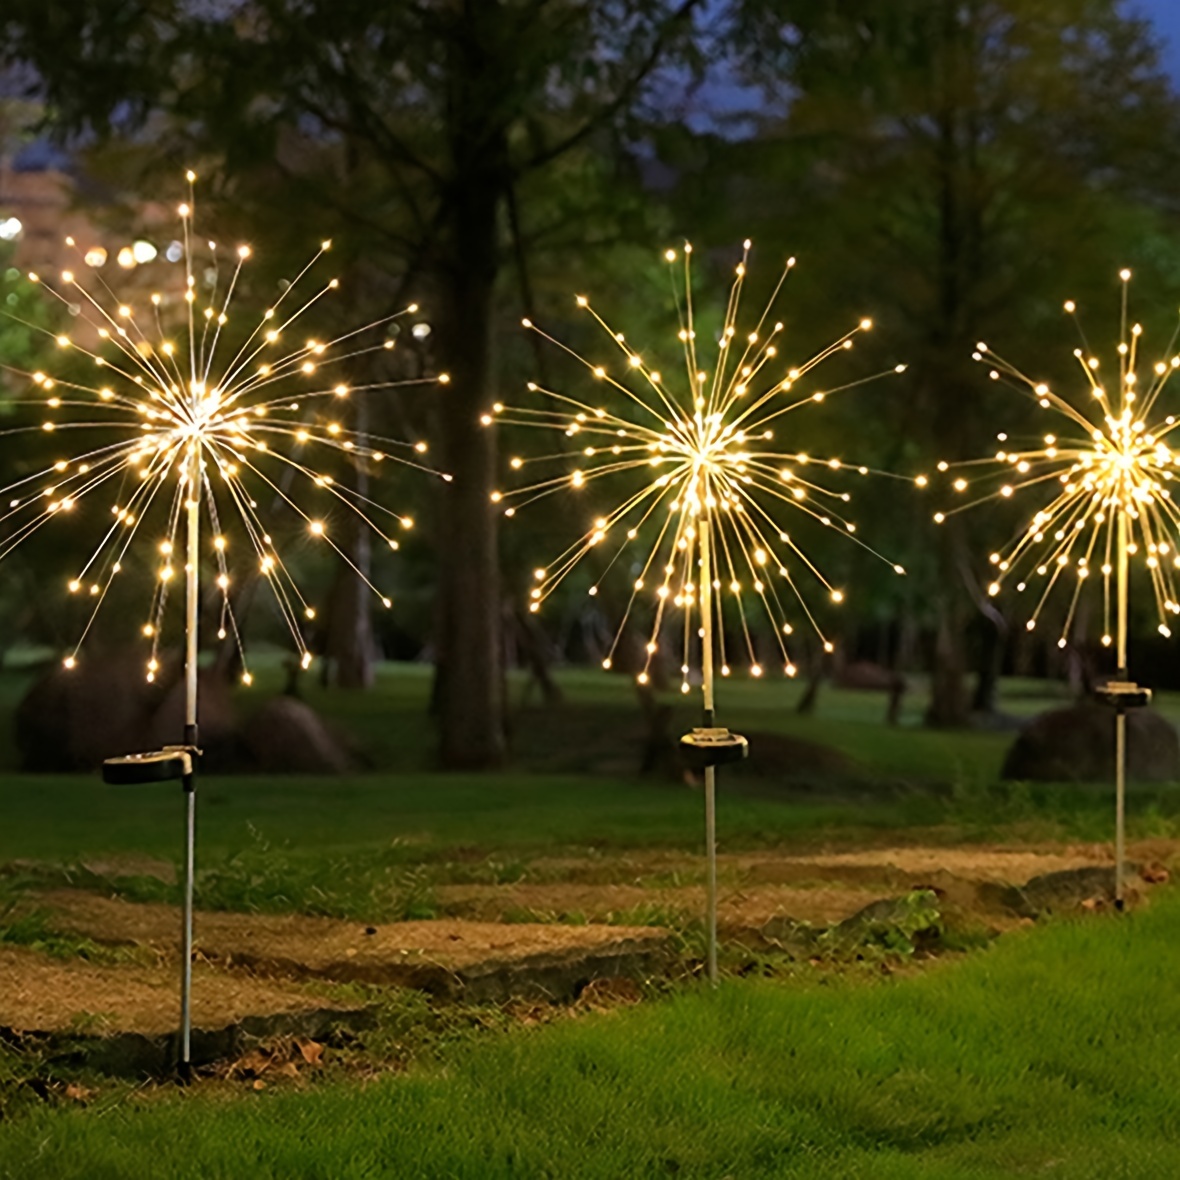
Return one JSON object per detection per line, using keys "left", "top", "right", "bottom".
{"left": 522, "top": 0, "right": 703, "bottom": 173}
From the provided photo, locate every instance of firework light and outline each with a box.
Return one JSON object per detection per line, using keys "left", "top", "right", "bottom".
{"left": 491, "top": 240, "right": 908, "bottom": 696}
{"left": 924, "top": 267, "right": 1176, "bottom": 908}
{"left": 1, "top": 172, "right": 449, "bottom": 1074}
{"left": 1, "top": 171, "right": 450, "bottom": 682}
{"left": 927, "top": 268, "right": 1180, "bottom": 666}
{"left": 493, "top": 240, "right": 907, "bottom": 984}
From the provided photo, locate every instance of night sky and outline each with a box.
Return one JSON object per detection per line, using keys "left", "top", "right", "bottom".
{"left": 1140, "top": 0, "right": 1180, "bottom": 75}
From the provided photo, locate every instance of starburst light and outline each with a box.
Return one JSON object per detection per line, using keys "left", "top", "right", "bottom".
{"left": 926, "top": 268, "right": 1180, "bottom": 661}
{"left": 489, "top": 241, "right": 908, "bottom": 695}
{"left": 0, "top": 172, "right": 450, "bottom": 682}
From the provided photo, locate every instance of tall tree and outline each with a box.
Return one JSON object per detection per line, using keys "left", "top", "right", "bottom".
{"left": 727, "top": 0, "right": 1180, "bottom": 723}
{"left": 1, "top": 0, "right": 701, "bottom": 765}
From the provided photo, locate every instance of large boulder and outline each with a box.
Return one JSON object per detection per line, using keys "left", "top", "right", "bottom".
{"left": 723, "top": 729, "right": 877, "bottom": 796}
{"left": 241, "top": 696, "right": 353, "bottom": 774}
{"left": 738, "top": 729, "right": 857, "bottom": 778}
{"left": 1002, "top": 702, "right": 1180, "bottom": 783}
{"left": 15, "top": 652, "right": 166, "bottom": 772}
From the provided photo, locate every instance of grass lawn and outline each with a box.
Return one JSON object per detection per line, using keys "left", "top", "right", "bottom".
{"left": 4, "top": 891, "right": 1180, "bottom": 1177}
{"left": 2, "top": 662, "right": 1180, "bottom": 918}
{"left": 4, "top": 661, "right": 1180, "bottom": 1174}
{"left": 0, "top": 662, "right": 1178, "bottom": 865}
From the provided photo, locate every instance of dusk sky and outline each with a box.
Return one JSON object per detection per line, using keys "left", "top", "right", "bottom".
{"left": 1141, "top": 0, "right": 1180, "bottom": 75}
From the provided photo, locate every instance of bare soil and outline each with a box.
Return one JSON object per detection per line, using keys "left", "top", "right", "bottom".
{"left": 0, "top": 947, "right": 354, "bottom": 1038}
{"left": 518, "top": 842, "right": 1136, "bottom": 885}
{"left": 5, "top": 838, "right": 1175, "bottom": 1061}
{"left": 0, "top": 892, "right": 672, "bottom": 1048}
{"left": 436, "top": 881, "right": 887, "bottom": 928}
{"left": 36, "top": 891, "right": 670, "bottom": 977}
{"left": 436, "top": 842, "right": 1176, "bottom": 927}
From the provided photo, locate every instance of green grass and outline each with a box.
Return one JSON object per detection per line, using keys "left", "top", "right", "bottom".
{"left": 0, "top": 879, "right": 147, "bottom": 964}
{"left": 3, "top": 663, "right": 1180, "bottom": 1169}
{"left": 0, "top": 658, "right": 990, "bottom": 868}
{"left": 7, "top": 768, "right": 1180, "bottom": 913}
{"left": 5, "top": 892, "right": 1180, "bottom": 1176}
{"left": 2, "top": 662, "right": 1180, "bottom": 921}
{"left": 4, "top": 760, "right": 1179, "bottom": 861}
{"left": 0, "top": 771, "right": 936, "bottom": 863}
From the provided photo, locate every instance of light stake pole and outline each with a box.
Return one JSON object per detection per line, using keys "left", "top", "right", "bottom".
{"left": 681, "top": 516, "right": 747, "bottom": 987}
{"left": 1096, "top": 505, "right": 1151, "bottom": 910}
{"left": 103, "top": 442, "right": 204, "bottom": 1080}
{"left": 1116, "top": 510, "right": 1128, "bottom": 907}
{"left": 103, "top": 745, "right": 199, "bottom": 1076}
{"left": 700, "top": 522, "right": 718, "bottom": 983}
{"left": 180, "top": 441, "right": 201, "bottom": 1077}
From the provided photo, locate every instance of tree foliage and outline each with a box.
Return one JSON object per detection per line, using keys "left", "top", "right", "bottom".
{"left": 721, "top": 0, "right": 1180, "bottom": 718}
{"left": 1, "top": 0, "right": 703, "bottom": 763}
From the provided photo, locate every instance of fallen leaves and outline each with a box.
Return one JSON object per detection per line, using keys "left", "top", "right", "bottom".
{"left": 297, "top": 1038, "right": 324, "bottom": 1066}
{"left": 575, "top": 976, "right": 643, "bottom": 1011}
{"left": 219, "top": 1037, "right": 326, "bottom": 1086}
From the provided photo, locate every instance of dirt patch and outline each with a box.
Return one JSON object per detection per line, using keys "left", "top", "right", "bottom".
{"left": 737, "top": 847, "right": 1109, "bottom": 886}
{"left": 514, "top": 843, "right": 1149, "bottom": 888}
{"left": 3, "top": 855, "right": 177, "bottom": 885}
{"left": 33, "top": 891, "right": 673, "bottom": 1002}
{"left": 433, "top": 843, "right": 1180, "bottom": 932}
{"left": 436, "top": 881, "right": 886, "bottom": 929}
{"left": 8, "top": 838, "right": 1174, "bottom": 1071}
{"left": 78, "top": 856, "right": 177, "bottom": 884}
{"left": 0, "top": 947, "right": 355, "bottom": 1039}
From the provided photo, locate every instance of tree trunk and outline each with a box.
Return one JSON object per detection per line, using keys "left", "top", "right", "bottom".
{"left": 322, "top": 526, "right": 376, "bottom": 689}
{"left": 923, "top": 6, "right": 983, "bottom": 729}
{"left": 927, "top": 602, "right": 969, "bottom": 727}
{"left": 927, "top": 516, "right": 972, "bottom": 728}
{"left": 432, "top": 182, "right": 506, "bottom": 768}
{"left": 427, "top": 5, "right": 519, "bottom": 768}
{"left": 322, "top": 395, "right": 376, "bottom": 689}
{"left": 970, "top": 613, "right": 1003, "bottom": 714}
{"left": 511, "top": 602, "right": 563, "bottom": 706}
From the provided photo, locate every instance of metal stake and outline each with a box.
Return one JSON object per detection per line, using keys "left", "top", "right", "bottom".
{"left": 104, "top": 447, "right": 204, "bottom": 1078}
{"left": 102, "top": 743, "right": 199, "bottom": 1075}
{"left": 699, "top": 525, "right": 718, "bottom": 984}
{"left": 1116, "top": 509, "right": 1128, "bottom": 909}
{"left": 1096, "top": 510, "right": 1151, "bottom": 911}
{"left": 179, "top": 443, "right": 201, "bottom": 1078}
{"left": 1115, "top": 707, "right": 1126, "bottom": 909}
{"left": 678, "top": 524, "right": 747, "bottom": 985}
{"left": 180, "top": 763, "right": 196, "bottom": 1079}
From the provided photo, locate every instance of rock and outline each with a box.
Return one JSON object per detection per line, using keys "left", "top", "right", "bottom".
{"left": 241, "top": 696, "right": 352, "bottom": 774}
{"left": 1001, "top": 702, "right": 1180, "bottom": 783}
{"left": 819, "top": 889, "right": 942, "bottom": 955}
{"left": 14, "top": 652, "right": 166, "bottom": 772}
{"left": 1001, "top": 866, "right": 1126, "bottom": 917}
{"left": 724, "top": 730, "right": 875, "bottom": 795}
{"left": 150, "top": 669, "right": 239, "bottom": 771}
